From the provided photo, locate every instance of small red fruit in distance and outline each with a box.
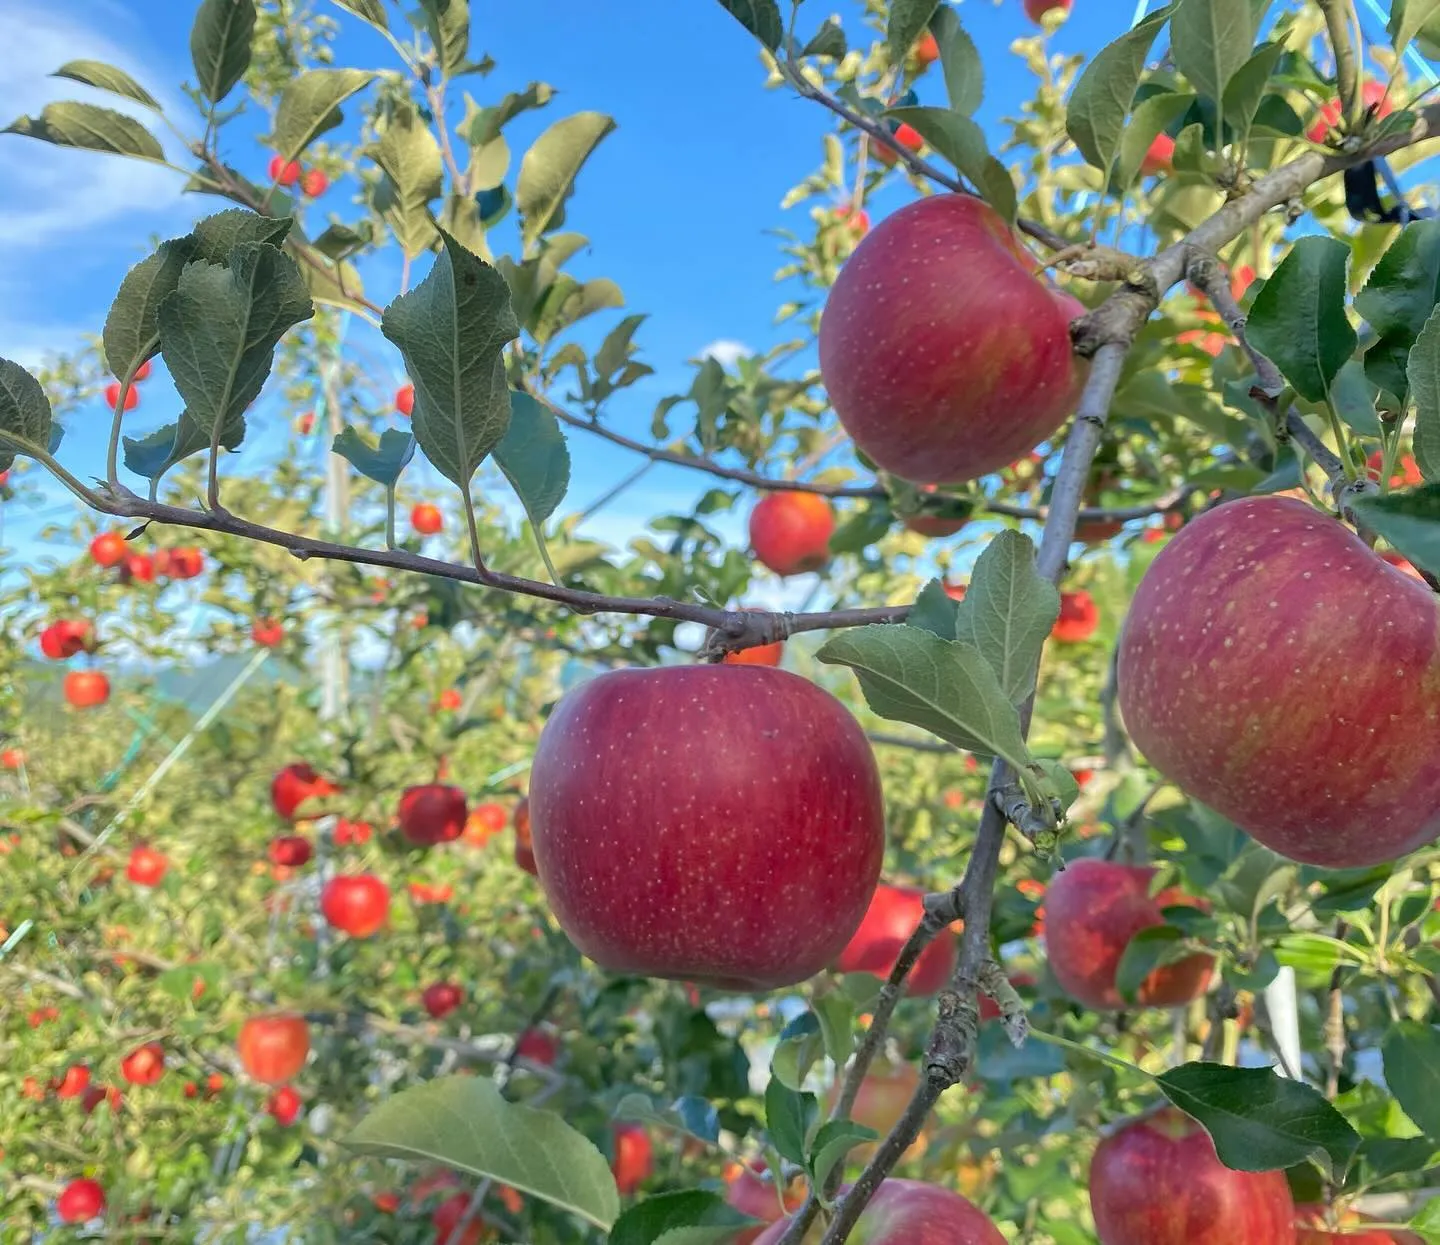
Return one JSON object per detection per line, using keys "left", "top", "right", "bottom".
{"left": 252, "top": 618, "right": 284, "bottom": 647}
{"left": 40, "top": 619, "right": 92, "bottom": 660}
{"left": 395, "top": 383, "right": 415, "bottom": 416}
{"left": 1141, "top": 133, "right": 1175, "bottom": 176}
{"left": 1074, "top": 517, "right": 1125, "bottom": 544}
{"left": 300, "top": 168, "right": 328, "bottom": 197}
{"left": 321, "top": 874, "right": 390, "bottom": 937}
{"left": 124, "top": 552, "right": 156, "bottom": 582}
{"left": 103, "top": 381, "right": 140, "bottom": 411}
{"left": 1308, "top": 79, "right": 1393, "bottom": 142}
{"left": 297, "top": 411, "right": 315, "bottom": 435}
{"left": 1051, "top": 590, "right": 1099, "bottom": 643}
{"left": 874, "top": 121, "right": 923, "bottom": 168}
{"left": 612, "top": 1124, "right": 654, "bottom": 1196}
{"left": 411, "top": 502, "right": 443, "bottom": 535}
{"left": 131, "top": 358, "right": 152, "bottom": 382}
{"left": 432, "top": 1191, "right": 483, "bottom": 1245}
{"left": 64, "top": 670, "right": 110, "bottom": 709}
{"left": 334, "top": 817, "right": 373, "bottom": 845}
{"left": 165, "top": 546, "right": 204, "bottom": 579}
{"left": 237, "top": 1013, "right": 310, "bottom": 1085}
{"left": 422, "top": 982, "right": 463, "bottom": 1018}
{"left": 56, "top": 1178, "right": 106, "bottom": 1224}
{"left": 2, "top": 749, "right": 24, "bottom": 769}
{"left": 1367, "top": 449, "right": 1424, "bottom": 488}
{"left": 120, "top": 1042, "right": 165, "bottom": 1086}
{"left": 268, "top": 154, "right": 301, "bottom": 185}
{"left": 90, "top": 530, "right": 128, "bottom": 567}
{"left": 837, "top": 204, "right": 870, "bottom": 236}
{"left": 914, "top": 31, "right": 939, "bottom": 66}
{"left": 270, "top": 762, "right": 340, "bottom": 820}
{"left": 373, "top": 1191, "right": 401, "bottom": 1213}
{"left": 438, "top": 687, "right": 463, "bottom": 711}
{"left": 530, "top": 666, "right": 885, "bottom": 990}
{"left": 54, "top": 1065, "right": 90, "bottom": 1097}
{"left": 515, "top": 1027, "right": 558, "bottom": 1066}
{"left": 267, "top": 1085, "right": 302, "bottom": 1126}
{"left": 836, "top": 883, "right": 958, "bottom": 997}
{"left": 1024, "top": 0, "right": 1073, "bottom": 21}
{"left": 749, "top": 492, "right": 834, "bottom": 576}
{"left": 472, "top": 802, "right": 507, "bottom": 835}
{"left": 398, "top": 783, "right": 467, "bottom": 846}
{"left": 126, "top": 845, "right": 168, "bottom": 886}
{"left": 819, "top": 195, "right": 1085, "bottom": 486}
{"left": 268, "top": 835, "right": 313, "bottom": 867}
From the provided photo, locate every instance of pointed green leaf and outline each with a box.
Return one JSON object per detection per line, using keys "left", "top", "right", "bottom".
{"left": 764, "top": 1078, "right": 816, "bottom": 1168}
{"left": 1354, "top": 486, "right": 1440, "bottom": 573}
{"left": 3, "top": 102, "right": 164, "bottom": 163}
{"left": 1391, "top": 0, "right": 1440, "bottom": 56}
{"left": 1115, "top": 92, "right": 1194, "bottom": 188}
{"left": 1246, "top": 235, "right": 1355, "bottom": 404}
{"left": 332, "top": 427, "right": 416, "bottom": 487}
{"left": 191, "top": 0, "right": 256, "bottom": 106}
{"left": 332, "top": 0, "right": 388, "bottom": 31}
{"left": 373, "top": 100, "right": 445, "bottom": 259}
{"left": 713, "top": 0, "right": 784, "bottom": 50}
{"left": 1411, "top": 308, "right": 1440, "bottom": 480}
{"left": 122, "top": 410, "right": 244, "bottom": 484}
{"left": 1065, "top": 6, "right": 1173, "bottom": 174}
{"left": 610, "top": 1192, "right": 759, "bottom": 1245}
{"left": 1381, "top": 1022, "right": 1440, "bottom": 1139}
{"left": 1170, "top": 0, "right": 1256, "bottom": 107}
{"left": 466, "top": 82, "right": 555, "bottom": 147}
{"left": 0, "top": 360, "right": 54, "bottom": 472}
{"left": 439, "top": 193, "right": 491, "bottom": 260}
{"left": 613, "top": 1095, "right": 720, "bottom": 1146}
{"left": 272, "top": 68, "right": 375, "bottom": 163}
{"left": 817, "top": 624, "right": 1035, "bottom": 770}
{"left": 1114, "top": 925, "right": 1198, "bottom": 1004}
{"left": 809, "top": 1119, "right": 877, "bottom": 1196}
{"left": 343, "top": 1075, "right": 620, "bottom": 1230}
{"left": 1156, "top": 1062, "right": 1360, "bottom": 1178}
{"left": 907, "top": 579, "right": 961, "bottom": 640}
{"left": 888, "top": 0, "right": 941, "bottom": 66}
{"left": 192, "top": 208, "right": 293, "bottom": 263}
{"left": 419, "top": 0, "right": 470, "bottom": 75}
{"left": 517, "top": 112, "right": 616, "bottom": 250}
{"left": 494, "top": 392, "right": 570, "bottom": 527}
{"left": 802, "top": 19, "right": 847, "bottom": 59}
{"left": 1357, "top": 219, "right": 1440, "bottom": 403}
{"left": 596, "top": 313, "right": 647, "bottom": 379}
{"left": 311, "top": 221, "right": 374, "bottom": 262}
{"left": 381, "top": 233, "right": 520, "bottom": 489}
{"left": 1326, "top": 359, "right": 1382, "bottom": 438}
{"left": 814, "top": 993, "right": 855, "bottom": 1067}
{"left": 951, "top": 530, "right": 1060, "bottom": 705}
{"left": 886, "top": 106, "right": 1015, "bottom": 223}
{"left": 158, "top": 243, "right": 314, "bottom": 451}
{"left": 771, "top": 1012, "right": 824, "bottom": 1093}
{"left": 533, "top": 277, "right": 624, "bottom": 345}
{"left": 104, "top": 238, "right": 197, "bottom": 382}
{"left": 52, "top": 60, "right": 159, "bottom": 110}
{"left": 1220, "top": 43, "right": 1285, "bottom": 147}
{"left": 931, "top": 6, "right": 983, "bottom": 117}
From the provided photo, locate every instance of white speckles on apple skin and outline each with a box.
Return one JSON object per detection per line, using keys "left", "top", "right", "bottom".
{"left": 528, "top": 665, "right": 887, "bottom": 992}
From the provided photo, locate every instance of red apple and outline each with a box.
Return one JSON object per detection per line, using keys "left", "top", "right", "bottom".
{"left": 612, "top": 1124, "right": 653, "bottom": 1196}
{"left": 875, "top": 122, "right": 924, "bottom": 168}
{"left": 432, "top": 1191, "right": 483, "bottom": 1245}
{"left": 252, "top": 618, "right": 284, "bottom": 647}
{"left": 270, "top": 763, "right": 340, "bottom": 820}
{"left": 300, "top": 168, "right": 328, "bottom": 197}
{"left": 334, "top": 817, "right": 373, "bottom": 845}
{"left": 1119, "top": 495, "right": 1440, "bottom": 867}
{"left": 749, "top": 492, "right": 834, "bottom": 576}
{"left": 1367, "top": 450, "right": 1423, "bottom": 488}
{"left": 1024, "top": 0, "right": 1073, "bottom": 20}
{"left": 120, "top": 1042, "right": 164, "bottom": 1086}
{"left": 56, "top": 1178, "right": 106, "bottom": 1224}
{"left": 268, "top": 835, "right": 312, "bottom": 867}
{"left": 438, "top": 687, "right": 463, "bottom": 711}
{"left": 398, "top": 783, "right": 467, "bottom": 845}
{"left": 1090, "top": 1109, "right": 1296, "bottom": 1244}
{"left": 1141, "top": 133, "right": 1175, "bottom": 176}
{"left": 320, "top": 874, "right": 390, "bottom": 937}
{"left": 1295, "top": 1203, "right": 1421, "bottom": 1243}
{"left": 126, "top": 845, "right": 167, "bottom": 886}
{"left": 1308, "top": 79, "right": 1392, "bottom": 142}
{"left": 944, "top": 581, "right": 967, "bottom": 601}
{"left": 238, "top": 1013, "right": 310, "bottom": 1085}
{"left": 515, "top": 1026, "right": 558, "bottom": 1066}
{"left": 422, "top": 982, "right": 464, "bottom": 1018}
{"left": 727, "top": 1161, "right": 807, "bottom": 1244}
{"left": 1043, "top": 859, "right": 1213, "bottom": 1010}
{"left": 395, "top": 383, "right": 415, "bottom": 416}
{"left": 836, "top": 883, "right": 958, "bottom": 996}
{"left": 297, "top": 411, "right": 315, "bottom": 434}
{"left": 126, "top": 359, "right": 152, "bottom": 382}
{"left": 65, "top": 670, "right": 110, "bottom": 708}
{"left": 2, "top": 748, "right": 24, "bottom": 769}
{"left": 834, "top": 1061, "right": 926, "bottom": 1161}
{"left": 53, "top": 1065, "right": 91, "bottom": 1098}
{"left": 513, "top": 796, "right": 536, "bottom": 874}
{"left": 1051, "top": 589, "right": 1099, "bottom": 642}
{"left": 267, "top": 1085, "right": 302, "bottom": 1126}
{"left": 837, "top": 204, "right": 870, "bottom": 236}
{"left": 412, "top": 503, "right": 443, "bottom": 535}
{"left": 104, "top": 380, "right": 139, "bottom": 411}
{"left": 819, "top": 195, "right": 1084, "bottom": 485}
{"left": 463, "top": 802, "right": 506, "bottom": 846}
{"left": 755, "top": 1178, "right": 1005, "bottom": 1244}
{"left": 1075, "top": 518, "right": 1124, "bottom": 544}
{"left": 268, "top": 154, "right": 301, "bottom": 185}
{"left": 529, "top": 666, "right": 885, "bottom": 990}
{"left": 40, "top": 619, "right": 92, "bottom": 660}
{"left": 123, "top": 552, "right": 156, "bottom": 583}
{"left": 914, "top": 31, "right": 939, "bottom": 67}
{"left": 165, "top": 546, "right": 205, "bottom": 579}
{"left": 90, "top": 530, "right": 128, "bottom": 567}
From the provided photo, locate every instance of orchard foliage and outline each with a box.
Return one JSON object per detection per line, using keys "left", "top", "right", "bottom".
{"left": 6, "top": 0, "right": 1440, "bottom": 1242}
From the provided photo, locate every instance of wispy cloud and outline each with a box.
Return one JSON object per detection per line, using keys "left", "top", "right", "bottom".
{"left": 698, "top": 338, "right": 751, "bottom": 368}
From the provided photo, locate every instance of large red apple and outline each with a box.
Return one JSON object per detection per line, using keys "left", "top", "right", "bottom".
{"left": 755, "top": 1178, "right": 1005, "bottom": 1244}
{"left": 529, "top": 665, "right": 884, "bottom": 990}
{"left": 749, "top": 492, "right": 834, "bottom": 576}
{"left": 835, "top": 883, "right": 957, "bottom": 996}
{"left": 727, "top": 1161, "right": 806, "bottom": 1244}
{"left": 1090, "top": 1109, "right": 1296, "bottom": 1244}
{"left": 321, "top": 874, "right": 390, "bottom": 937}
{"left": 819, "top": 195, "right": 1083, "bottom": 485}
{"left": 1295, "top": 1203, "right": 1421, "bottom": 1244}
{"left": 1119, "top": 496, "right": 1440, "bottom": 867}
{"left": 1043, "top": 859, "right": 1213, "bottom": 1010}
{"left": 398, "top": 783, "right": 466, "bottom": 846}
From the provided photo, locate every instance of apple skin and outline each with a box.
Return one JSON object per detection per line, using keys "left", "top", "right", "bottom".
{"left": 529, "top": 665, "right": 885, "bottom": 991}
{"left": 1295, "top": 1203, "right": 1422, "bottom": 1244}
{"left": 395, "top": 383, "right": 415, "bottom": 416}
{"left": 749, "top": 492, "right": 834, "bottom": 576}
{"left": 64, "top": 670, "right": 110, "bottom": 708}
{"left": 56, "top": 1178, "right": 106, "bottom": 1224}
{"left": 270, "top": 763, "right": 340, "bottom": 820}
{"left": 1051, "top": 589, "right": 1099, "bottom": 642}
{"left": 412, "top": 503, "right": 443, "bottom": 535}
{"left": 836, "top": 883, "right": 958, "bottom": 996}
{"left": 252, "top": 618, "right": 284, "bottom": 647}
{"left": 1118, "top": 495, "right": 1440, "bottom": 868}
{"left": 267, "top": 1085, "right": 302, "bottom": 1126}
{"left": 755, "top": 1178, "right": 1006, "bottom": 1245}
{"left": 90, "top": 531, "right": 128, "bottom": 567}
{"left": 1043, "top": 859, "right": 1213, "bottom": 1010}
{"left": 514, "top": 796, "right": 537, "bottom": 875}
{"left": 127, "top": 846, "right": 168, "bottom": 886}
{"left": 321, "top": 874, "right": 390, "bottom": 937}
{"left": 875, "top": 122, "right": 924, "bottom": 168}
{"left": 237, "top": 1013, "right": 310, "bottom": 1085}
{"left": 422, "top": 982, "right": 463, "bottom": 1018}
{"left": 1090, "top": 1109, "right": 1296, "bottom": 1245}
{"left": 611, "top": 1124, "right": 653, "bottom": 1196}
{"left": 1141, "top": 133, "right": 1176, "bottom": 176}
{"left": 727, "top": 1162, "right": 806, "bottom": 1244}
{"left": 120, "top": 1042, "right": 165, "bottom": 1085}
{"left": 1024, "top": 0, "right": 1072, "bottom": 19}
{"left": 819, "top": 195, "right": 1084, "bottom": 486}
{"left": 398, "top": 783, "right": 467, "bottom": 846}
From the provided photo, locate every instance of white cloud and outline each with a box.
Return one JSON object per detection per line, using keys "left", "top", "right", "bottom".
{"left": 698, "top": 338, "right": 752, "bottom": 369}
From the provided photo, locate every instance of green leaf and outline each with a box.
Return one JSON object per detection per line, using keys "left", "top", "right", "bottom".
{"left": 1114, "top": 925, "right": 1197, "bottom": 1004}
{"left": 816, "top": 624, "right": 1034, "bottom": 772}
{"left": 517, "top": 112, "right": 616, "bottom": 250}
{"left": 1382, "top": 1023, "right": 1440, "bottom": 1139}
{"left": 1065, "top": 6, "right": 1173, "bottom": 175}
{"left": 122, "top": 411, "right": 244, "bottom": 485}
{"left": 1327, "top": 359, "right": 1382, "bottom": 438}
{"left": 272, "top": 68, "right": 376, "bottom": 164}
{"left": 1412, "top": 308, "right": 1440, "bottom": 480}
{"left": 332, "top": 0, "right": 389, "bottom": 31}
{"left": 1220, "top": 43, "right": 1285, "bottom": 147}
{"left": 764, "top": 1078, "right": 816, "bottom": 1168}
{"left": 311, "top": 221, "right": 374, "bottom": 262}
{"left": 888, "top": 0, "right": 941, "bottom": 67}
{"left": 52, "top": 60, "right": 159, "bottom": 110}
{"left": 1246, "top": 234, "right": 1355, "bottom": 404}
{"left": 771, "top": 1012, "right": 824, "bottom": 1092}
{"left": 191, "top": 0, "right": 255, "bottom": 106}
{"left": 343, "top": 1075, "right": 620, "bottom": 1230}
{"left": 951, "top": 529, "right": 1060, "bottom": 705}
{"left": 610, "top": 1191, "right": 759, "bottom": 1245}
{"left": 381, "top": 232, "right": 520, "bottom": 489}
{"left": 1114, "top": 92, "right": 1194, "bottom": 189}
{"left": 0, "top": 360, "right": 54, "bottom": 472}
{"left": 802, "top": 19, "right": 847, "bottom": 59}
{"left": 419, "top": 0, "right": 471, "bottom": 75}
{"left": 1410, "top": 1197, "right": 1440, "bottom": 1243}
{"left": 1391, "top": 0, "right": 1440, "bottom": 55}
{"left": 907, "top": 578, "right": 961, "bottom": 640}
{"left": 613, "top": 1094, "right": 721, "bottom": 1146}
{"left": 157, "top": 243, "right": 314, "bottom": 453}
{"left": 809, "top": 1118, "right": 877, "bottom": 1196}
{"left": 104, "top": 238, "right": 197, "bottom": 382}
{"left": 886, "top": 106, "right": 1015, "bottom": 224}
{"left": 191, "top": 208, "right": 293, "bottom": 263}
{"left": 373, "top": 100, "right": 445, "bottom": 259}
{"left": 1357, "top": 219, "right": 1440, "bottom": 403}
{"left": 3, "top": 102, "right": 164, "bottom": 163}
{"left": 596, "top": 313, "right": 647, "bottom": 379}
{"left": 713, "top": 0, "right": 784, "bottom": 50}
{"left": 814, "top": 993, "right": 855, "bottom": 1068}
{"left": 533, "top": 277, "right": 625, "bottom": 346}
{"left": 332, "top": 427, "right": 415, "bottom": 487}
{"left": 931, "top": 6, "right": 983, "bottom": 117}
{"left": 1350, "top": 484, "right": 1440, "bottom": 575}
{"left": 1170, "top": 0, "right": 1256, "bottom": 107}
{"left": 493, "top": 392, "right": 570, "bottom": 531}
{"left": 1156, "top": 1062, "right": 1360, "bottom": 1179}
